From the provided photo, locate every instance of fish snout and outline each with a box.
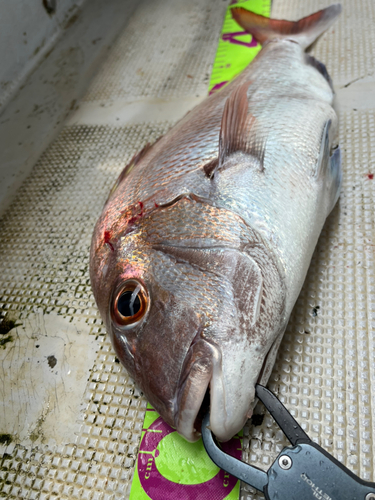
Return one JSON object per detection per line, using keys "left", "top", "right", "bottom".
{"left": 209, "top": 380, "right": 255, "bottom": 442}
{"left": 208, "top": 342, "right": 264, "bottom": 442}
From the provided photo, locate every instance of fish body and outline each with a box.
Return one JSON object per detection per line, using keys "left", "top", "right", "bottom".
{"left": 90, "top": 5, "right": 342, "bottom": 442}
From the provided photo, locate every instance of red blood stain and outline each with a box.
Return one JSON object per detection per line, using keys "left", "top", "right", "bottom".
{"left": 367, "top": 173, "right": 374, "bottom": 180}
{"left": 154, "top": 202, "right": 159, "bottom": 208}
{"left": 104, "top": 230, "right": 114, "bottom": 251}
{"left": 128, "top": 201, "right": 145, "bottom": 225}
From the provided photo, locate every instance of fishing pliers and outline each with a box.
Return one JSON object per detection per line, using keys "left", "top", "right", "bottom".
{"left": 202, "top": 384, "right": 375, "bottom": 500}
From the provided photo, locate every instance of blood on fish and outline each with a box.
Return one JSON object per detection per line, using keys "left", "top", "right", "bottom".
{"left": 128, "top": 201, "right": 145, "bottom": 225}
{"left": 104, "top": 230, "right": 114, "bottom": 252}
{"left": 367, "top": 173, "right": 374, "bottom": 180}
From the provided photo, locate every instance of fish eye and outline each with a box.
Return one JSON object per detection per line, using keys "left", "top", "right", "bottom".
{"left": 112, "top": 280, "right": 149, "bottom": 327}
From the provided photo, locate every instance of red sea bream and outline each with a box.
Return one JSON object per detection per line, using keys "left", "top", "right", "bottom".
{"left": 90, "top": 5, "right": 342, "bottom": 442}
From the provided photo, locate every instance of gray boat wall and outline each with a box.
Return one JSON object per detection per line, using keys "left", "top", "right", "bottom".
{"left": 0, "top": 0, "right": 374, "bottom": 499}
{"left": 0, "top": 0, "right": 139, "bottom": 215}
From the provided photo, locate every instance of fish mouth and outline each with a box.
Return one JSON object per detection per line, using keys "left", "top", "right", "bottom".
{"left": 173, "top": 334, "right": 285, "bottom": 443}
{"left": 174, "top": 333, "right": 219, "bottom": 442}
{"left": 173, "top": 333, "right": 267, "bottom": 443}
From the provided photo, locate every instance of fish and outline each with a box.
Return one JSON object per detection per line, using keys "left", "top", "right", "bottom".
{"left": 90, "top": 4, "right": 342, "bottom": 442}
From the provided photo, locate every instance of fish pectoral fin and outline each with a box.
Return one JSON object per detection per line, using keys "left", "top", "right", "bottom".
{"left": 216, "top": 82, "right": 266, "bottom": 176}
{"left": 328, "top": 145, "right": 342, "bottom": 212}
{"left": 315, "top": 120, "right": 342, "bottom": 213}
{"left": 314, "top": 119, "right": 332, "bottom": 181}
{"left": 231, "top": 4, "right": 342, "bottom": 49}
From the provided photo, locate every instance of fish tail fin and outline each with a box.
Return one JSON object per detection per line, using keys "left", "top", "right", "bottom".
{"left": 231, "top": 4, "right": 342, "bottom": 49}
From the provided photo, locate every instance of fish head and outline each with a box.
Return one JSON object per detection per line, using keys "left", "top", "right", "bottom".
{"left": 90, "top": 195, "right": 286, "bottom": 442}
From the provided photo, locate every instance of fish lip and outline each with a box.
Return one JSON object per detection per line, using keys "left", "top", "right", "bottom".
{"left": 174, "top": 334, "right": 216, "bottom": 442}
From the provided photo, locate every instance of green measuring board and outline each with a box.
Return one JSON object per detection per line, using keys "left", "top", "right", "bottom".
{"left": 129, "top": 1, "right": 271, "bottom": 499}
{"left": 209, "top": 0, "right": 271, "bottom": 94}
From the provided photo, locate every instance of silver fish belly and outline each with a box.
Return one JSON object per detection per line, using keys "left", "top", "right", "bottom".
{"left": 90, "top": 4, "right": 342, "bottom": 442}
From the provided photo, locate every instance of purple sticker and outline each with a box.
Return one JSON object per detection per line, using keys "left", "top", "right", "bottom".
{"left": 222, "top": 31, "right": 257, "bottom": 48}
{"left": 138, "top": 417, "right": 241, "bottom": 500}
{"left": 209, "top": 81, "right": 229, "bottom": 95}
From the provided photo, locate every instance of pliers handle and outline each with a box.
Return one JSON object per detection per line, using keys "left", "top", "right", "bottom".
{"left": 202, "top": 385, "right": 375, "bottom": 500}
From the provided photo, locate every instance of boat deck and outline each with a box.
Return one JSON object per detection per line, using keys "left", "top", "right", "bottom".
{"left": 0, "top": 0, "right": 374, "bottom": 498}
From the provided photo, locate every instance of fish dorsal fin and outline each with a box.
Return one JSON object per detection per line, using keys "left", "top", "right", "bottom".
{"left": 217, "top": 82, "right": 265, "bottom": 176}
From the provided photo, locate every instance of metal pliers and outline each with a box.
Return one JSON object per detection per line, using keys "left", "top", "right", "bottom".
{"left": 202, "top": 385, "right": 375, "bottom": 500}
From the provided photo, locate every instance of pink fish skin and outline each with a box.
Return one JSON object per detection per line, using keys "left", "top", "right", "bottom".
{"left": 90, "top": 4, "right": 342, "bottom": 442}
